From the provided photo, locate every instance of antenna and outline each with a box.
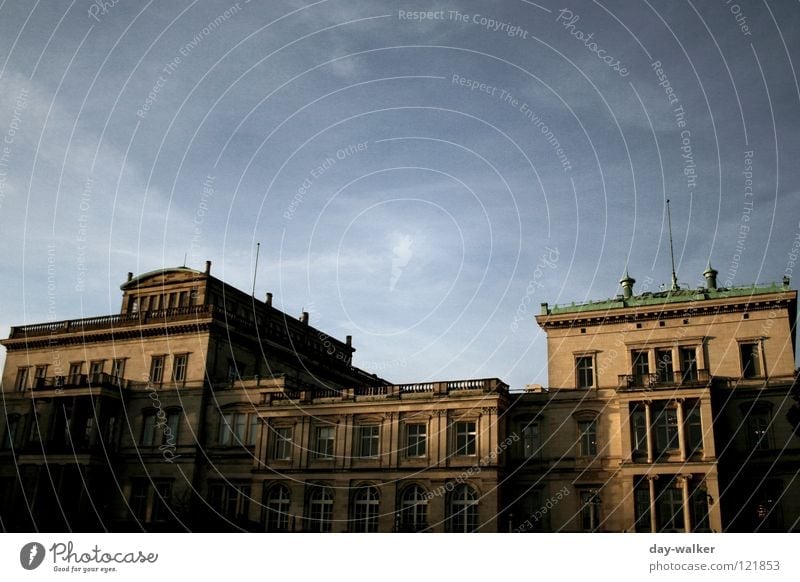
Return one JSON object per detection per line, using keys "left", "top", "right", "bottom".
{"left": 182, "top": 252, "right": 187, "bottom": 268}
{"left": 666, "top": 199, "right": 679, "bottom": 291}
{"left": 252, "top": 242, "right": 261, "bottom": 297}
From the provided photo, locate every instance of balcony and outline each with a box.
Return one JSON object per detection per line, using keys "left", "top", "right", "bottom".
{"left": 618, "top": 369, "right": 711, "bottom": 391}
{"left": 31, "top": 372, "right": 138, "bottom": 392}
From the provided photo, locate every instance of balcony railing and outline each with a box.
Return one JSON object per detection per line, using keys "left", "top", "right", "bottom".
{"left": 618, "top": 369, "right": 711, "bottom": 390}
{"left": 9, "top": 305, "right": 216, "bottom": 338}
{"left": 31, "top": 372, "right": 137, "bottom": 391}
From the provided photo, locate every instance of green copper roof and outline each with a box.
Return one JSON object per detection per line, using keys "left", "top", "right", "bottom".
{"left": 544, "top": 281, "right": 790, "bottom": 316}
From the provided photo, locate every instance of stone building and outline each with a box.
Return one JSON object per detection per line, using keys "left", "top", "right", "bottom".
{"left": 507, "top": 267, "right": 799, "bottom": 532}
{"left": 0, "top": 262, "right": 797, "bottom": 532}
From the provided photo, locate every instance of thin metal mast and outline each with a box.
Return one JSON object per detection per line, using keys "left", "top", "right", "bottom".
{"left": 252, "top": 242, "right": 261, "bottom": 296}
{"left": 666, "top": 199, "right": 679, "bottom": 291}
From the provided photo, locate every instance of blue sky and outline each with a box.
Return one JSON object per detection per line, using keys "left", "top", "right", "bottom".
{"left": 1, "top": 1, "right": 799, "bottom": 389}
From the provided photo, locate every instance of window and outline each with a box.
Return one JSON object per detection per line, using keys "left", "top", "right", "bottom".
{"left": 172, "top": 354, "right": 188, "bottom": 383}
{"left": 454, "top": 421, "right": 477, "bottom": 456}
{"left": 270, "top": 426, "right": 293, "bottom": 460}
{"left": 33, "top": 365, "right": 48, "bottom": 386}
{"left": 264, "top": 484, "right": 291, "bottom": 532}
{"left": 68, "top": 362, "right": 83, "bottom": 385}
{"left": 209, "top": 483, "right": 251, "bottom": 520}
{"left": 447, "top": 484, "right": 479, "bottom": 533}
{"left": 579, "top": 489, "right": 601, "bottom": 531}
{"left": 141, "top": 409, "right": 181, "bottom": 447}
{"left": 405, "top": 423, "right": 427, "bottom": 458}
{"left": 679, "top": 347, "right": 698, "bottom": 382}
{"left": 111, "top": 358, "right": 125, "bottom": 380}
{"left": 314, "top": 426, "right": 335, "bottom": 459}
{"left": 2, "top": 415, "right": 20, "bottom": 449}
{"left": 578, "top": 419, "right": 598, "bottom": 456}
{"left": 227, "top": 360, "right": 243, "bottom": 382}
{"left": 89, "top": 361, "right": 104, "bottom": 383}
{"left": 634, "top": 483, "right": 651, "bottom": 532}
{"left": 653, "top": 405, "right": 679, "bottom": 454}
{"left": 658, "top": 486, "right": 684, "bottom": 531}
{"left": 632, "top": 350, "right": 649, "bottom": 384}
{"left": 630, "top": 406, "right": 647, "bottom": 454}
{"left": 351, "top": 486, "right": 379, "bottom": 532}
{"left": 747, "top": 409, "right": 772, "bottom": 451}
{"left": 399, "top": 485, "right": 429, "bottom": 532}
{"left": 356, "top": 426, "right": 380, "bottom": 458}
{"left": 14, "top": 367, "right": 29, "bottom": 391}
{"left": 576, "top": 356, "right": 594, "bottom": 388}
{"left": 685, "top": 402, "right": 703, "bottom": 454}
{"left": 128, "top": 479, "right": 173, "bottom": 523}
{"left": 149, "top": 356, "right": 165, "bottom": 384}
{"left": 306, "top": 487, "right": 334, "bottom": 532}
{"left": 128, "top": 296, "right": 139, "bottom": 313}
{"left": 691, "top": 487, "right": 711, "bottom": 532}
{"left": 655, "top": 349, "right": 673, "bottom": 383}
{"left": 218, "top": 412, "right": 258, "bottom": 447}
{"left": 740, "top": 342, "right": 761, "bottom": 378}
{"left": 521, "top": 421, "right": 541, "bottom": 459}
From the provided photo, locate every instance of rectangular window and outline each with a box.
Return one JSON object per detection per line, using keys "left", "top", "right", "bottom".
{"left": 654, "top": 405, "right": 679, "bottom": 454}
{"left": 128, "top": 296, "right": 139, "bottom": 313}
{"left": 34, "top": 365, "right": 48, "bottom": 384}
{"left": 270, "top": 427, "right": 293, "bottom": 460}
{"left": 740, "top": 342, "right": 761, "bottom": 378}
{"left": 454, "top": 421, "right": 477, "bottom": 456}
{"left": 89, "top": 360, "right": 104, "bottom": 382}
{"left": 209, "top": 483, "right": 251, "bottom": 519}
{"left": 679, "top": 347, "right": 698, "bottom": 382}
{"left": 522, "top": 422, "right": 541, "bottom": 459}
{"left": 578, "top": 420, "right": 598, "bottom": 456}
{"left": 141, "top": 414, "right": 156, "bottom": 447}
{"left": 14, "top": 367, "right": 29, "bottom": 391}
{"left": 634, "top": 484, "right": 652, "bottom": 532}
{"left": 151, "top": 481, "right": 172, "bottom": 522}
{"left": 149, "top": 356, "right": 165, "bottom": 384}
{"left": 655, "top": 349, "right": 673, "bottom": 384}
{"left": 405, "top": 423, "right": 427, "bottom": 458}
{"left": 2, "top": 416, "right": 19, "bottom": 449}
{"left": 68, "top": 362, "right": 83, "bottom": 385}
{"left": 632, "top": 350, "right": 650, "bottom": 385}
{"left": 130, "top": 480, "right": 148, "bottom": 521}
{"left": 747, "top": 411, "right": 771, "bottom": 450}
{"left": 685, "top": 402, "right": 703, "bottom": 454}
{"left": 315, "top": 426, "right": 335, "bottom": 459}
{"left": 218, "top": 412, "right": 257, "bottom": 447}
{"left": 111, "top": 358, "right": 126, "bottom": 380}
{"left": 357, "top": 426, "right": 380, "bottom": 458}
{"left": 658, "top": 486, "right": 684, "bottom": 531}
{"left": 579, "top": 490, "right": 601, "bottom": 531}
{"left": 172, "top": 354, "right": 188, "bottom": 382}
{"left": 576, "top": 356, "right": 594, "bottom": 389}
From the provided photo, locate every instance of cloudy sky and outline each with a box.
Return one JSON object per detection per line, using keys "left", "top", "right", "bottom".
{"left": 1, "top": 0, "right": 798, "bottom": 389}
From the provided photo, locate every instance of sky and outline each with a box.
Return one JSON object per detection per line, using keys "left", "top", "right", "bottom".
{"left": 0, "top": 0, "right": 799, "bottom": 390}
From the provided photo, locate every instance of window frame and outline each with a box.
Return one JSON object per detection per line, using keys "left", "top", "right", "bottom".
{"left": 172, "top": 353, "right": 188, "bottom": 383}
{"left": 306, "top": 486, "right": 334, "bottom": 532}
{"left": 399, "top": 485, "right": 429, "bottom": 532}
{"left": 314, "top": 426, "right": 335, "bottom": 459}
{"left": 575, "top": 355, "right": 595, "bottom": 389}
{"left": 453, "top": 420, "right": 477, "bottom": 456}
{"left": 149, "top": 355, "right": 165, "bottom": 385}
{"left": 404, "top": 423, "right": 427, "bottom": 458}
{"left": 263, "top": 484, "right": 291, "bottom": 532}
{"left": 14, "top": 367, "right": 30, "bottom": 391}
{"left": 447, "top": 484, "right": 479, "bottom": 533}
{"left": 351, "top": 486, "right": 380, "bottom": 532}
{"left": 577, "top": 418, "right": 598, "bottom": 457}
{"left": 739, "top": 341, "right": 762, "bottom": 379}
{"left": 356, "top": 425, "right": 380, "bottom": 459}
{"left": 270, "top": 426, "right": 293, "bottom": 460}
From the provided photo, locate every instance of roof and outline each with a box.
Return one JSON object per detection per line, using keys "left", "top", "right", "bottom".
{"left": 120, "top": 266, "right": 204, "bottom": 290}
{"left": 543, "top": 281, "right": 792, "bottom": 316}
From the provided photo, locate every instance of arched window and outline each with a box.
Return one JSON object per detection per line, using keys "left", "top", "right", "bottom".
{"left": 399, "top": 485, "right": 428, "bottom": 532}
{"left": 306, "top": 486, "right": 334, "bottom": 532}
{"left": 447, "top": 484, "right": 479, "bottom": 533}
{"left": 264, "top": 484, "right": 291, "bottom": 532}
{"left": 351, "top": 486, "right": 379, "bottom": 532}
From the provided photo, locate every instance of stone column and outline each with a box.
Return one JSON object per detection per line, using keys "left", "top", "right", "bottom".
{"left": 644, "top": 401, "right": 654, "bottom": 463}
{"left": 648, "top": 475, "right": 658, "bottom": 533}
{"left": 676, "top": 400, "right": 686, "bottom": 462}
{"left": 679, "top": 475, "right": 692, "bottom": 533}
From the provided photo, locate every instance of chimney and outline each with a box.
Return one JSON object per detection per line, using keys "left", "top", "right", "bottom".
{"left": 265, "top": 292, "right": 273, "bottom": 307}
{"left": 620, "top": 269, "right": 636, "bottom": 300}
{"left": 127, "top": 272, "right": 133, "bottom": 282}
{"left": 703, "top": 264, "right": 718, "bottom": 290}
{"left": 301, "top": 311, "right": 309, "bottom": 325}
{"left": 204, "top": 260, "right": 212, "bottom": 274}
{"left": 783, "top": 275, "right": 791, "bottom": 289}
{"left": 346, "top": 335, "right": 352, "bottom": 348}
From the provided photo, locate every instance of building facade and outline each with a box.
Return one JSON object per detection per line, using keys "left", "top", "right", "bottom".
{"left": 1, "top": 263, "right": 797, "bottom": 532}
